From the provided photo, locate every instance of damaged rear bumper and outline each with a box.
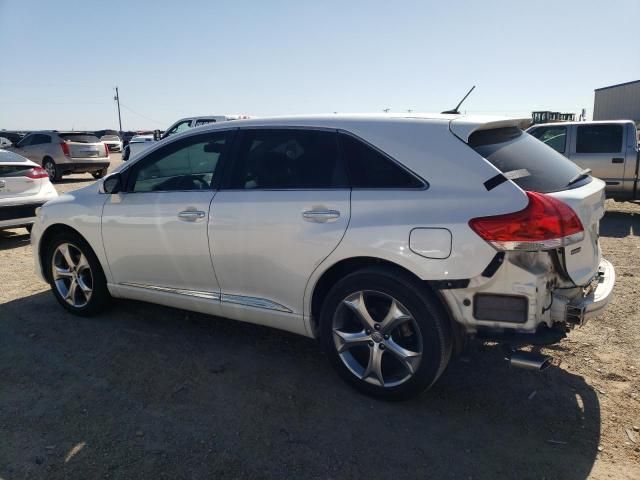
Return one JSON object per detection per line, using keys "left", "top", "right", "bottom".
{"left": 557, "top": 258, "right": 615, "bottom": 326}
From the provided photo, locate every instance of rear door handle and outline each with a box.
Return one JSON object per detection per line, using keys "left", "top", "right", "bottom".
{"left": 178, "top": 210, "right": 206, "bottom": 221}
{"left": 302, "top": 209, "right": 340, "bottom": 223}
{"left": 612, "top": 157, "right": 624, "bottom": 163}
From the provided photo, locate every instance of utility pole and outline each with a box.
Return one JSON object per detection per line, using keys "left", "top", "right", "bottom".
{"left": 114, "top": 87, "right": 123, "bottom": 133}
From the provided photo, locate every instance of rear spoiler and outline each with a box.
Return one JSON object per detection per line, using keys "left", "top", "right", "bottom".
{"left": 449, "top": 117, "right": 532, "bottom": 143}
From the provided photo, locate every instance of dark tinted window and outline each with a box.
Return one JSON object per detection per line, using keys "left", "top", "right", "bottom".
{"left": 194, "top": 119, "right": 217, "bottom": 126}
{"left": 227, "top": 129, "right": 346, "bottom": 189}
{"left": 470, "top": 127, "right": 589, "bottom": 193}
{"left": 59, "top": 133, "right": 100, "bottom": 143}
{"left": 129, "top": 131, "right": 229, "bottom": 192}
{"left": 339, "top": 133, "right": 423, "bottom": 188}
{"left": 576, "top": 124, "right": 623, "bottom": 153}
{"left": 17, "top": 134, "right": 34, "bottom": 147}
{"left": 0, "top": 165, "right": 33, "bottom": 177}
{"left": 529, "top": 126, "right": 567, "bottom": 153}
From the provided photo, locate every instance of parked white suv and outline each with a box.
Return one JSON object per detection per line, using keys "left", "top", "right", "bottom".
{"left": 31, "top": 114, "right": 614, "bottom": 399}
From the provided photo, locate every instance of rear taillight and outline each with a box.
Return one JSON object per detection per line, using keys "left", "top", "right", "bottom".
{"left": 25, "top": 167, "right": 49, "bottom": 179}
{"left": 60, "top": 141, "right": 70, "bottom": 157}
{"left": 103, "top": 143, "right": 109, "bottom": 156}
{"left": 469, "top": 191, "right": 584, "bottom": 251}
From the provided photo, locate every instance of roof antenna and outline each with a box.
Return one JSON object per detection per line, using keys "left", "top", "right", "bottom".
{"left": 441, "top": 85, "right": 476, "bottom": 114}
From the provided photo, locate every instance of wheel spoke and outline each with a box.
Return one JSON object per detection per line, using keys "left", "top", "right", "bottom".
{"left": 77, "top": 276, "right": 93, "bottom": 297}
{"left": 342, "top": 292, "right": 376, "bottom": 330}
{"left": 76, "top": 253, "right": 90, "bottom": 272}
{"left": 362, "top": 345, "right": 385, "bottom": 386}
{"left": 379, "top": 299, "right": 412, "bottom": 334}
{"left": 333, "top": 329, "right": 371, "bottom": 353}
{"left": 58, "top": 244, "right": 76, "bottom": 269}
{"left": 65, "top": 279, "right": 78, "bottom": 303}
{"left": 385, "top": 339, "right": 422, "bottom": 374}
{"left": 53, "top": 266, "right": 73, "bottom": 279}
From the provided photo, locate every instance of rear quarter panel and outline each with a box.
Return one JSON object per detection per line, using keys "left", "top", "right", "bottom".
{"left": 303, "top": 120, "right": 528, "bottom": 324}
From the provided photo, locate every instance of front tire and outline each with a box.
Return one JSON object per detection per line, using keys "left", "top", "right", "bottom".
{"left": 42, "top": 158, "right": 61, "bottom": 182}
{"left": 320, "top": 267, "right": 452, "bottom": 400}
{"left": 43, "top": 231, "right": 110, "bottom": 316}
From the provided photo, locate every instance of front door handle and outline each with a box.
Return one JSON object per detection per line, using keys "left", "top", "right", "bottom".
{"left": 178, "top": 210, "right": 206, "bottom": 221}
{"left": 302, "top": 209, "right": 340, "bottom": 223}
{"left": 612, "top": 157, "right": 624, "bottom": 163}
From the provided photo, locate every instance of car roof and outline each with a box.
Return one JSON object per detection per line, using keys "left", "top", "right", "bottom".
{"left": 179, "top": 113, "right": 531, "bottom": 143}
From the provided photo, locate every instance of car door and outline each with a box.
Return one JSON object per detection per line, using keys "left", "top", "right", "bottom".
{"left": 101, "top": 130, "right": 233, "bottom": 311}
{"left": 569, "top": 124, "right": 626, "bottom": 194}
{"left": 210, "top": 128, "right": 350, "bottom": 332}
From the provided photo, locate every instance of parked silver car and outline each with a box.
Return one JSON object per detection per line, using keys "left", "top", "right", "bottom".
{"left": 527, "top": 120, "right": 639, "bottom": 200}
{"left": 9, "top": 131, "right": 110, "bottom": 182}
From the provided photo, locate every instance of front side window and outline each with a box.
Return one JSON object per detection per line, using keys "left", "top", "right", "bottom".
{"left": 576, "top": 124, "right": 623, "bottom": 153}
{"left": 529, "top": 126, "right": 567, "bottom": 153}
{"left": 227, "top": 129, "right": 347, "bottom": 189}
{"left": 129, "top": 131, "right": 229, "bottom": 192}
{"left": 338, "top": 133, "right": 424, "bottom": 188}
{"left": 165, "top": 120, "right": 192, "bottom": 137}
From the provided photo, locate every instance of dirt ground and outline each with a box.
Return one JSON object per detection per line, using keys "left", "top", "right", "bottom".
{"left": 1, "top": 156, "right": 639, "bottom": 479}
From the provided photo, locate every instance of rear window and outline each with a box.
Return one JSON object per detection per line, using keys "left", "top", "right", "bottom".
{"left": 0, "top": 165, "right": 33, "bottom": 177}
{"left": 469, "top": 127, "right": 589, "bottom": 193}
{"left": 59, "top": 133, "right": 100, "bottom": 143}
{"left": 0, "top": 150, "right": 29, "bottom": 163}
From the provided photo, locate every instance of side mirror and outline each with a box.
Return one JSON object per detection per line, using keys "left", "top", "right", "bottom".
{"left": 101, "top": 173, "right": 122, "bottom": 194}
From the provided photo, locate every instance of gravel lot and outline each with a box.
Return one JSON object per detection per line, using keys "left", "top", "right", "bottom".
{"left": 1, "top": 154, "right": 639, "bottom": 479}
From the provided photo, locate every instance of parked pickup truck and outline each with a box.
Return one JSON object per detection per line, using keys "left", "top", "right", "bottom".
{"left": 527, "top": 120, "right": 639, "bottom": 200}
{"left": 122, "top": 114, "right": 250, "bottom": 160}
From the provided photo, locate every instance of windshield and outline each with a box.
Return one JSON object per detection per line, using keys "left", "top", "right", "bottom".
{"left": 469, "top": 127, "right": 591, "bottom": 193}
{"left": 59, "top": 133, "right": 101, "bottom": 143}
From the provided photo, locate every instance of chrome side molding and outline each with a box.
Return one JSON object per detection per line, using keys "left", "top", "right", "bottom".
{"left": 119, "top": 282, "right": 220, "bottom": 301}
{"left": 118, "top": 283, "right": 292, "bottom": 313}
{"left": 221, "top": 294, "right": 292, "bottom": 313}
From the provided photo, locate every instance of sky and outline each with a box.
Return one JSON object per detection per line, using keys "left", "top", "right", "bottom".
{"left": 1, "top": 0, "right": 639, "bottom": 131}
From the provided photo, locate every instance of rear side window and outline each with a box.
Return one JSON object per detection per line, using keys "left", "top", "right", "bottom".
{"left": 470, "top": 127, "right": 588, "bottom": 193}
{"left": 528, "top": 126, "right": 567, "bottom": 153}
{"left": 30, "top": 134, "right": 51, "bottom": 145}
{"left": 338, "top": 133, "right": 423, "bottom": 188}
{"left": 227, "top": 129, "right": 347, "bottom": 189}
{"left": 576, "top": 124, "right": 623, "bottom": 153}
{"left": 59, "top": 133, "right": 100, "bottom": 143}
{"left": 194, "top": 119, "right": 217, "bottom": 127}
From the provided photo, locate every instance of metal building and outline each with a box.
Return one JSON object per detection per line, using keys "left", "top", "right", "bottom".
{"left": 593, "top": 80, "right": 640, "bottom": 123}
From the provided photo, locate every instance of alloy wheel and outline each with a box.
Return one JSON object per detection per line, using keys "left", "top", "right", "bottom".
{"left": 51, "top": 242, "right": 93, "bottom": 308}
{"left": 332, "top": 290, "right": 423, "bottom": 388}
{"left": 43, "top": 161, "right": 56, "bottom": 181}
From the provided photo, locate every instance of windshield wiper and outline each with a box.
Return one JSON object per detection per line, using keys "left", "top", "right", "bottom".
{"left": 567, "top": 168, "right": 592, "bottom": 186}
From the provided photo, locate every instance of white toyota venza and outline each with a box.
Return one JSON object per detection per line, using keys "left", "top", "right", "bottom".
{"left": 31, "top": 114, "right": 615, "bottom": 399}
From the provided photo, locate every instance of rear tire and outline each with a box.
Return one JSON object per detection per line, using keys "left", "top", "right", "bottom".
{"left": 43, "top": 231, "right": 110, "bottom": 316}
{"left": 320, "top": 267, "right": 452, "bottom": 400}
{"left": 92, "top": 168, "right": 107, "bottom": 179}
{"left": 42, "top": 158, "right": 61, "bottom": 183}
